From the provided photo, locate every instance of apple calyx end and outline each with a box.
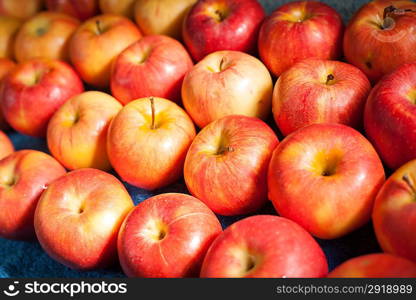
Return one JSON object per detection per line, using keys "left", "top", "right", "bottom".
{"left": 326, "top": 74, "right": 335, "bottom": 85}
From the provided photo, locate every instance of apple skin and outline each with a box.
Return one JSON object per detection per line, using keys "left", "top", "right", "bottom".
{"left": 118, "top": 193, "right": 222, "bottom": 278}
{"left": 111, "top": 35, "right": 193, "bottom": 105}
{"left": 69, "top": 14, "right": 142, "bottom": 88}
{"left": 184, "top": 115, "right": 279, "bottom": 216}
{"left": 0, "top": 130, "right": 13, "bottom": 160}
{"left": 34, "top": 168, "right": 134, "bottom": 270}
{"left": 268, "top": 123, "right": 385, "bottom": 239}
{"left": 183, "top": 0, "right": 265, "bottom": 62}
{"left": 273, "top": 59, "right": 371, "bottom": 136}
{"left": 328, "top": 253, "right": 416, "bottom": 278}
{"left": 258, "top": 1, "right": 344, "bottom": 77}
{"left": 1, "top": 59, "right": 84, "bottom": 137}
{"left": 0, "top": 0, "right": 43, "bottom": 20}
{"left": 182, "top": 50, "right": 273, "bottom": 128}
{"left": 100, "top": 0, "right": 136, "bottom": 19}
{"left": 47, "top": 91, "right": 122, "bottom": 171}
{"left": 0, "top": 16, "right": 22, "bottom": 59}
{"left": 0, "top": 150, "right": 66, "bottom": 240}
{"left": 344, "top": 0, "right": 416, "bottom": 83}
{"left": 201, "top": 215, "right": 328, "bottom": 278}
{"left": 107, "top": 97, "right": 196, "bottom": 190}
{"left": 372, "top": 159, "right": 416, "bottom": 263}
{"left": 0, "top": 58, "right": 16, "bottom": 130}
{"left": 14, "top": 12, "right": 80, "bottom": 63}
{"left": 46, "top": 0, "right": 99, "bottom": 21}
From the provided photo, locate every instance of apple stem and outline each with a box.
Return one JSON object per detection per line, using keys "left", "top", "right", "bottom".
{"left": 96, "top": 20, "right": 103, "bottom": 35}
{"left": 326, "top": 74, "right": 335, "bottom": 85}
{"left": 402, "top": 174, "right": 416, "bottom": 194}
{"left": 382, "top": 6, "right": 416, "bottom": 29}
{"left": 150, "top": 97, "right": 155, "bottom": 130}
{"left": 219, "top": 57, "right": 225, "bottom": 72}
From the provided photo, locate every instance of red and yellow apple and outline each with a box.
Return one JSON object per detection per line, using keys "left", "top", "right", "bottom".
{"left": 34, "top": 168, "right": 134, "bottom": 270}
{"left": 45, "top": 0, "right": 99, "bottom": 21}
{"left": 0, "top": 130, "right": 13, "bottom": 160}
{"left": 0, "top": 58, "right": 16, "bottom": 130}
{"left": 0, "top": 16, "right": 22, "bottom": 59}
{"left": 100, "top": 0, "right": 136, "bottom": 19}
{"left": 0, "top": 0, "right": 43, "bottom": 20}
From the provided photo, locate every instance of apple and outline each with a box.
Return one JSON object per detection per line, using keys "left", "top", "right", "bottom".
{"left": 118, "top": 193, "right": 222, "bottom": 278}
{"left": 273, "top": 59, "right": 371, "bottom": 136}
{"left": 182, "top": 50, "right": 273, "bottom": 128}
{"left": 34, "top": 168, "right": 134, "bottom": 270}
{"left": 107, "top": 97, "right": 196, "bottom": 190}
{"left": 47, "top": 91, "right": 122, "bottom": 171}
{"left": 268, "top": 123, "right": 385, "bottom": 239}
{"left": 45, "top": 0, "right": 99, "bottom": 21}
{"left": 182, "top": 0, "right": 265, "bottom": 62}
{"left": 0, "top": 16, "right": 22, "bottom": 59}
{"left": 0, "top": 0, "right": 43, "bottom": 20}
{"left": 100, "top": 0, "right": 136, "bottom": 19}
{"left": 134, "top": 0, "right": 197, "bottom": 40}
{"left": 365, "top": 63, "right": 416, "bottom": 170}
{"left": 111, "top": 35, "right": 193, "bottom": 105}
{"left": 0, "top": 150, "right": 66, "bottom": 240}
{"left": 184, "top": 115, "right": 279, "bottom": 216}
{"left": 0, "top": 58, "right": 15, "bottom": 130}
{"left": 344, "top": 0, "right": 416, "bottom": 83}
{"left": 69, "top": 14, "right": 142, "bottom": 88}
{"left": 0, "top": 130, "right": 13, "bottom": 160}
{"left": 14, "top": 12, "right": 80, "bottom": 63}
{"left": 1, "top": 59, "right": 84, "bottom": 137}
{"left": 328, "top": 253, "right": 416, "bottom": 278}
{"left": 372, "top": 159, "right": 416, "bottom": 263}
{"left": 258, "top": 1, "right": 343, "bottom": 77}
{"left": 201, "top": 215, "right": 328, "bottom": 278}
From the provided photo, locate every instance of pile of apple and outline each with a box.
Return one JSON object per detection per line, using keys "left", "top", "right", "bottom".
{"left": 1, "top": 0, "right": 416, "bottom": 278}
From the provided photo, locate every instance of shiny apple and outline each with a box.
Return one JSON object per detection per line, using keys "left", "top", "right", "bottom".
{"left": 45, "top": 0, "right": 99, "bottom": 21}
{"left": 0, "top": 130, "right": 13, "bottom": 160}
{"left": 100, "top": 0, "right": 136, "bottom": 19}
{"left": 0, "top": 0, "right": 43, "bottom": 20}
{"left": 0, "top": 16, "right": 22, "bottom": 59}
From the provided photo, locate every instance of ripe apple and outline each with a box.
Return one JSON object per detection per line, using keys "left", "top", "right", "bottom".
{"left": 372, "top": 159, "right": 416, "bottom": 263}
{"left": 268, "top": 123, "right": 385, "bottom": 239}
{"left": 0, "top": 130, "right": 13, "bottom": 160}
{"left": 45, "top": 0, "right": 99, "bottom": 21}
{"left": 1, "top": 59, "right": 84, "bottom": 137}
{"left": 201, "top": 215, "right": 328, "bottom": 278}
{"left": 258, "top": 1, "right": 343, "bottom": 77}
{"left": 182, "top": 0, "right": 265, "bottom": 62}
{"left": 0, "top": 16, "right": 22, "bottom": 59}
{"left": 182, "top": 50, "right": 273, "bottom": 128}
{"left": 273, "top": 59, "right": 371, "bottom": 136}
{"left": 0, "top": 58, "right": 15, "bottom": 130}
{"left": 111, "top": 35, "right": 193, "bottom": 105}
{"left": 100, "top": 0, "right": 136, "bottom": 19}
{"left": 14, "top": 12, "right": 80, "bottom": 63}
{"left": 69, "top": 14, "right": 142, "bottom": 88}
{"left": 107, "top": 97, "right": 196, "bottom": 190}
{"left": 328, "top": 253, "right": 416, "bottom": 278}
{"left": 118, "top": 193, "right": 222, "bottom": 277}
{"left": 0, "top": 150, "right": 66, "bottom": 240}
{"left": 0, "top": 0, "right": 43, "bottom": 20}
{"left": 47, "top": 91, "right": 122, "bottom": 171}
{"left": 365, "top": 63, "right": 416, "bottom": 170}
{"left": 134, "top": 0, "right": 197, "bottom": 40}
{"left": 184, "top": 115, "right": 279, "bottom": 216}
{"left": 34, "top": 168, "right": 134, "bottom": 270}
{"left": 344, "top": 0, "right": 416, "bottom": 83}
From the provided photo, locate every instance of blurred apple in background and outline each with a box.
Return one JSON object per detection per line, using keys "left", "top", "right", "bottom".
{"left": 1, "top": 59, "right": 84, "bottom": 137}
{"left": 47, "top": 91, "right": 122, "bottom": 171}
{"left": 201, "top": 215, "right": 328, "bottom": 278}
{"left": 118, "top": 193, "right": 222, "bottom": 278}
{"left": 184, "top": 115, "right": 278, "bottom": 216}
{"left": 35, "top": 168, "right": 134, "bottom": 270}
{"left": 0, "top": 0, "right": 43, "bottom": 20}
{"left": 134, "top": 0, "right": 197, "bottom": 40}
{"left": 111, "top": 35, "right": 193, "bottom": 105}
{"left": 107, "top": 97, "right": 196, "bottom": 190}
{"left": 100, "top": 0, "right": 136, "bottom": 19}
{"left": 14, "top": 12, "right": 80, "bottom": 63}
{"left": 182, "top": 50, "right": 273, "bottom": 128}
{"left": 268, "top": 123, "right": 385, "bottom": 239}
{"left": 0, "top": 130, "right": 13, "bottom": 160}
{"left": 69, "top": 14, "right": 142, "bottom": 88}
{"left": 0, "top": 16, "right": 22, "bottom": 59}
{"left": 0, "top": 150, "right": 65, "bottom": 240}
{"left": 45, "top": 0, "right": 99, "bottom": 21}
{"left": 259, "top": 0, "right": 343, "bottom": 77}
{"left": 0, "top": 58, "right": 15, "bottom": 130}
{"left": 344, "top": 0, "right": 416, "bottom": 83}
{"left": 183, "top": 0, "right": 264, "bottom": 62}
{"left": 273, "top": 59, "right": 371, "bottom": 136}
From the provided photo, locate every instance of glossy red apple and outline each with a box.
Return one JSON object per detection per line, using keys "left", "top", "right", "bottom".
{"left": 0, "top": 130, "right": 13, "bottom": 160}
{"left": 0, "top": 58, "right": 15, "bottom": 130}
{"left": 45, "top": 0, "right": 99, "bottom": 21}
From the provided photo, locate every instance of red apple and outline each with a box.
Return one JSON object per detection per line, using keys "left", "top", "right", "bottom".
{"left": 111, "top": 35, "right": 193, "bottom": 105}
{"left": 365, "top": 63, "right": 416, "bottom": 170}
{"left": 0, "top": 16, "right": 22, "bottom": 59}
{"left": 46, "top": 0, "right": 99, "bottom": 21}
{"left": 182, "top": 50, "right": 273, "bottom": 128}
{"left": 34, "top": 168, "right": 134, "bottom": 270}
{"left": 258, "top": 1, "right": 344, "bottom": 77}
{"left": 201, "top": 215, "right": 328, "bottom": 278}
{"left": 0, "top": 0, "right": 43, "bottom": 20}
{"left": 0, "top": 58, "right": 16, "bottom": 130}
{"left": 0, "top": 150, "right": 66, "bottom": 240}
{"left": 183, "top": 0, "right": 265, "bottom": 62}
{"left": 344, "top": 0, "right": 416, "bottom": 83}
{"left": 268, "top": 123, "right": 385, "bottom": 239}
{"left": 0, "top": 130, "right": 13, "bottom": 160}
{"left": 328, "top": 253, "right": 416, "bottom": 278}
{"left": 1, "top": 59, "right": 84, "bottom": 137}
{"left": 69, "top": 14, "right": 142, "bottom": 88}
{"left": 107, "top": 97, "right": 196, "bottom": 190}
{"left": 100, "top": 0, "right": 136, "bottom": 19}
{"left": 373, "top": 159, "right": 416, "bottom": 263}
{"left": 118, "top": 193, "right": 222, "bottom": 278}
{"left": 273, "top": 59, "right": 371, "bottom": 136}
{"left": 47, "top": 91, "right": 122, "bottom": 171}
{"left": 184, "top": 115, "right": 278, "bottom": 216}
